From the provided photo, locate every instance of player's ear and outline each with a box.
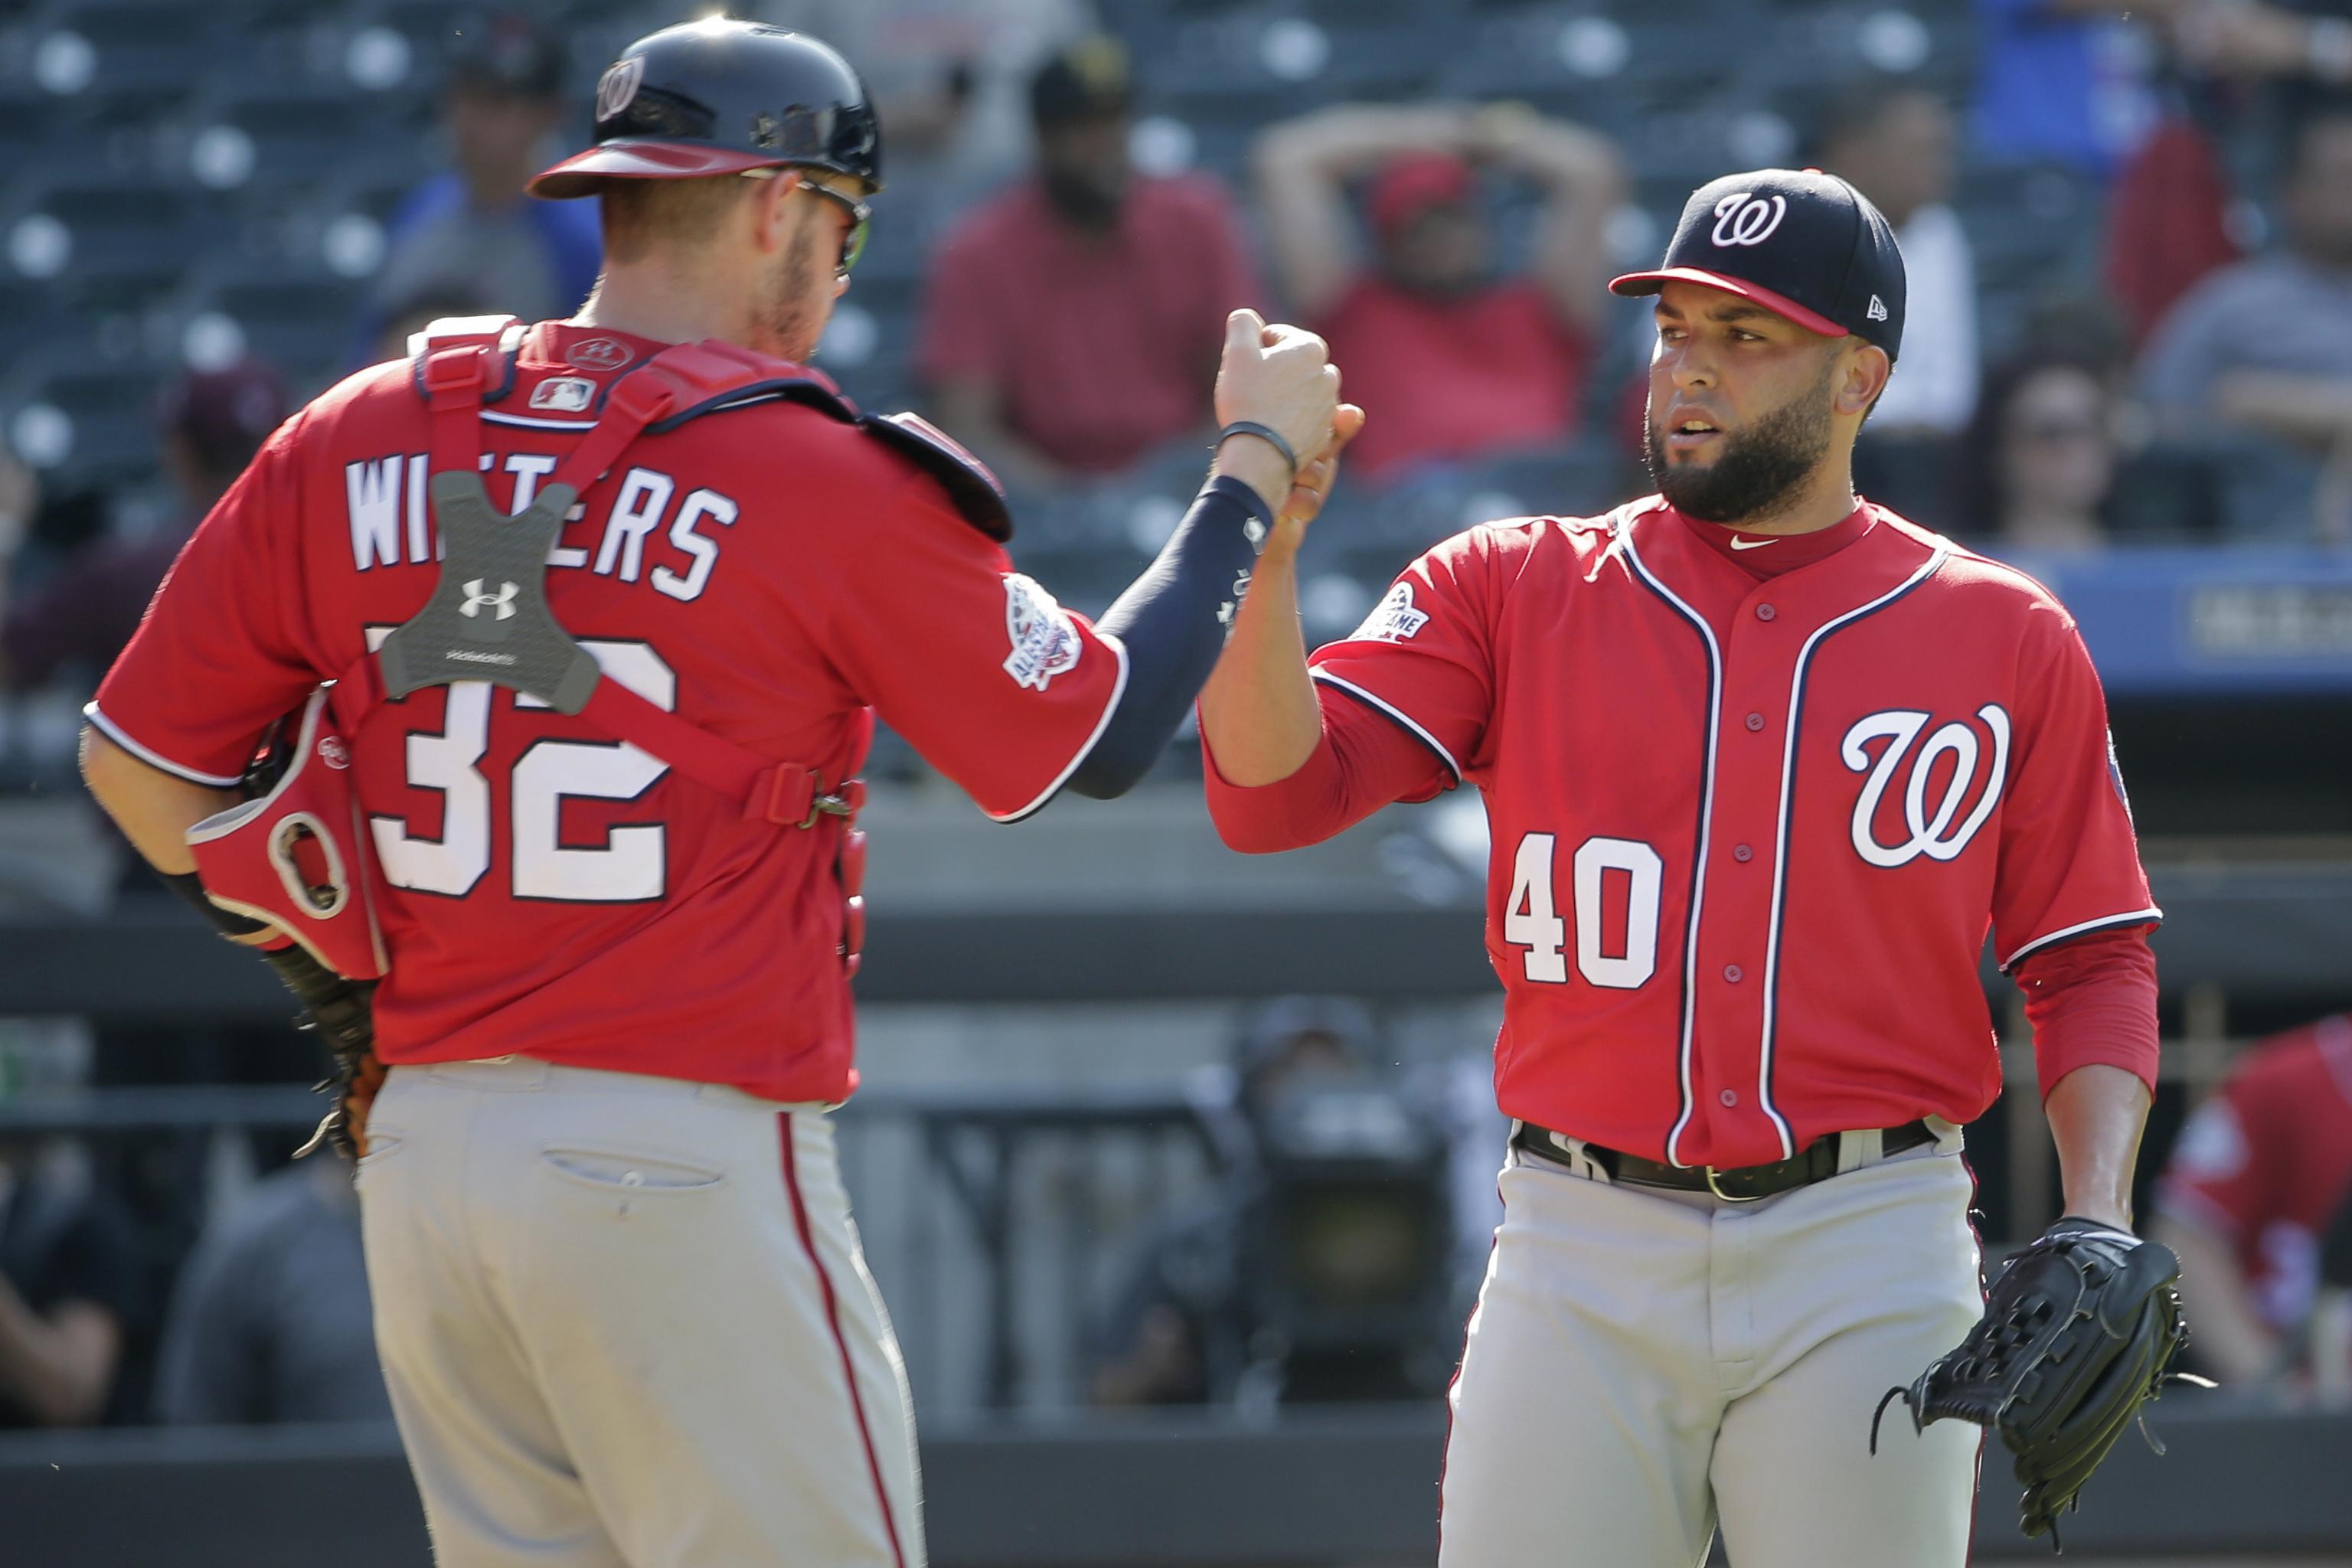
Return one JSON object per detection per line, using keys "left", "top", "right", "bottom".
{"left": 1834, "top": 340, "right": 1893, "bottom": 419}
{"left": 746, "top": 171, "right": 794, "bottom": 256}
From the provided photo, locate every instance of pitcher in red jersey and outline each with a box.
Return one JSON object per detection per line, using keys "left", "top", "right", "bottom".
{"left": 80, "top": 20, "right": 1347, "bottom": 1568}
{"left": 1201, "top": 168, "right": 2168, "bottom": 1565}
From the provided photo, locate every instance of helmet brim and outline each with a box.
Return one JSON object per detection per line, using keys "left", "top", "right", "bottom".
{"left": 528, "top": 139, "right": 795, "bottom": 200}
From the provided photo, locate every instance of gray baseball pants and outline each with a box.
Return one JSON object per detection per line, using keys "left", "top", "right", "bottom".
{"left": 356, "top": 1058, "right": 923, "bottom": 1568}
{"left": 1438, "top": 1125, "right": 1985, "bottom": 1566}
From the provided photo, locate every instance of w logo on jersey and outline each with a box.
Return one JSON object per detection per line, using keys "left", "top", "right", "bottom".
{"left": 1840, "top": 705, "right": 2011, "bottom": 868}
{"left": 461, "top": 580, "right": 519, "bottom": 621}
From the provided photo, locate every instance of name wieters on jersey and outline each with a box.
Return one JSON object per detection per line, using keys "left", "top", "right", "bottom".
{"left": 344, "top": 452, "right": 739, "bottom": 605}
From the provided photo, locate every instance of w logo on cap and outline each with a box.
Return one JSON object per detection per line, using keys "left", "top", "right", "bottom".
{"left": 1710, "top": 193, "right": 1788, "bottom": 247}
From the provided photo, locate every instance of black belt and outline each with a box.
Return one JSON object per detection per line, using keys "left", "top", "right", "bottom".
{"left": 1512, "top": 1119, "right": 1936, "bottom": 1202}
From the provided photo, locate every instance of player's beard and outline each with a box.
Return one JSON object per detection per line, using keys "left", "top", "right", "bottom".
{"left": 760, "top": 220, "right": 829, "bottom": 365}
{"left": 1645, "top": 362, "right": 1835, "bottom": 525}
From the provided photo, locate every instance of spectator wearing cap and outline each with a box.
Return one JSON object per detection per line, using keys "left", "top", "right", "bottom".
{"left": 1814, "top": 85, "right": 1978, "bottom": 436}
{"left": 759, "top": 0, "right": 1095, "bottom": 198}
{"left": 364, "top": 12, "right": 602, "bottom": 351}
{"left": 2, "top": 361, "right": 289, "bottom": 694}
{"left": 1254, "top": 104, "right": 1625, "bottom": 485}
{"left": 2139, "top": 109, "right": 2352, "bottom": 537}
{"left": 916, "top": 37, "right": 1263, "bottom": 488}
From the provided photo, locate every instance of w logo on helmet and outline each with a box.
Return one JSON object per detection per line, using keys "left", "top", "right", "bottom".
{"left": 461, "top": 580, "right": 520, "bottom": 621}
{"left": 1711, "top": 192, "right": 1788, "bottom": 247}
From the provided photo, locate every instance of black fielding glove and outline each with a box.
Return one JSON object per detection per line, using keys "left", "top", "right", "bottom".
{"left": 1870, "top": 1217, "right": 2212, "bottom": 1550}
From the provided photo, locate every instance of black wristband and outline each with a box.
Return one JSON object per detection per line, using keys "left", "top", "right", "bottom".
{"left": 160, "top": 868, "right": 273, "bottom": 942}
{"left": 1217, "top": 420, "right": 1298, "bottom": 477}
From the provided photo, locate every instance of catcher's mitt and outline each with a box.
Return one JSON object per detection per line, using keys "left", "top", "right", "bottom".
{"left": 243, "top": 705, "right": 385, "bottom": 1161}
{"left": 1871, "top": 1217, "right": 2210, "bottom": 1550}
{"left": 272, "top": 941, "right": 383, "bottom": 1161}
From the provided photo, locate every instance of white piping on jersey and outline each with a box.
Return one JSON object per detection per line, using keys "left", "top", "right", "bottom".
{"left": 988, "top": 633, "right": 1132, "bottom": 825}
{"left": 1998, "top": 906, "right": 2164, "bottom": 972}
{"left": 480, "top": 410, "right": 600, "bottom": 430}
{"left": 1310, "top": 671, "right": 1464, "bottom": 783}
{"left": 1756, "top": 547, "right": 1949, "bottom": 1160}
{"left": 82, "top": 701, "right": 245, "bottom": 789}
{"left": 1615, "top": 521, "right": 1723, "bottom": 1170}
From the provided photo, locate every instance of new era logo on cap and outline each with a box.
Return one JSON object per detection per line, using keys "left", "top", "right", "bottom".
{"left": 1609, "top": 168, "right": 1908, "bottom": 361}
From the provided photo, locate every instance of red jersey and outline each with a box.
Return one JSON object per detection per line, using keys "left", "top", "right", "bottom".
{"left": 916, "top": 175, "right": 1260, "bottom": 473}
{"left": 1208, "top": 498, "right": 2160, "bottom": 1168}
{"left": 93, "top": 321, "right": 1127, "bottom": 1102}
{"left": 2156, "top": 1016, "right": 2352, "bottom": 1331}
{"left": 1316, "top": 276, "right": 1589, "bottom": 482}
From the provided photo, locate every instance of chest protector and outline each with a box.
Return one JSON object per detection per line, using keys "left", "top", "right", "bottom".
{"left": 185, "top": 318, "right": 952, "bottom": 980}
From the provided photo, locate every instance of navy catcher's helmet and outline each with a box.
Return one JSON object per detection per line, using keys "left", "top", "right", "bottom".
{"left": 529, "top": 19, "right": 881, "bottom": 200}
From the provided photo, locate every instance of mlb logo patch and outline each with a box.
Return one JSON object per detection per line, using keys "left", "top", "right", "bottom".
{"left": 529, "top": 377, "right": 596, "bottom": 413}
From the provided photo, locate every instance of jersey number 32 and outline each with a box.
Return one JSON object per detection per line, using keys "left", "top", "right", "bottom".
{"left": 1504, "top": 832, "right": 1662, "bottom": 988}
{"left": 365, "top": 631, "right": 675, "bottom": 903}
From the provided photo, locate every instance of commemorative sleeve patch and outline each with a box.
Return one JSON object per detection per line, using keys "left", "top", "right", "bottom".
{"left": 1001, "top": 573, "right": 1083, "bottom": 691}
{"left": 1351, "top": 582, "right": 1431, "bottom": 643}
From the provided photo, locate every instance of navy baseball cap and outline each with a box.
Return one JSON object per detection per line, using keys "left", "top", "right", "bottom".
{"left": 1611, "top": 168, "right": 1906, "bottom": 361}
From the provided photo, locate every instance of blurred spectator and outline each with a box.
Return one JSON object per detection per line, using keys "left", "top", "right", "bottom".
{"left": 2152, "top": 1013, "right": 2352, "bottom": 1393}
{"left": 2171, "top": 0, "right": 2352, "bottom": 97}
{"left": 917, "top": 38, "right": 1260, "bottom": 486}
{"left": 2, "top": 361, "right": 289, "bottom": 695}
{"left": 155, "top": 1160, "right": 387, "bottom": 1426}
{"left": 364, "top": 13, "right": 601, "bottom": 351}
{"left": 2139, "top": 109, "right": 2352, "bottom": 533}
{"left": 1093, "top": 999, "right": 1452, "bottom": 1410}
{"left": 0, "top": 1141, "right": 142, "bottom": 1427}
{"left": 2103, "top": 119, "right": 2244, "bottom": 350}
{"left": 1958, "top": 355, "right": 2123, "bottom": 550}
{"left": 760, "top": 0, "right": 1094, "bottom": 195}
{"left": 1816, "top": 85, "right": 1979, "bottom": 436}
{"left": 1970, "top": 0, "right": 2160, "bottom": 178}
{"left": 1254, "top": 104, "right": 1624, "bottom": 485}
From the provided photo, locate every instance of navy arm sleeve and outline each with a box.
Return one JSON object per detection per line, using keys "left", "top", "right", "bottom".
{"left": 1063, "top": 475, "right": 1271, "bottom": 800}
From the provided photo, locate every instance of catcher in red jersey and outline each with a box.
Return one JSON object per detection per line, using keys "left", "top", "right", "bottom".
{"left": 1200, "top": 168, "right": 2185, "bottom": 1563}
{"left": 80, "top": 21, "right": 1344, "bottom": 1568}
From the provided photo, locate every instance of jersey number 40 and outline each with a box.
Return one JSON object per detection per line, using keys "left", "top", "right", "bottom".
{"left": 364, "top": 630, "right": 675, "bottom": 903}
{"left": 1504, "top": 832, "right": 1662, "bottom": 988}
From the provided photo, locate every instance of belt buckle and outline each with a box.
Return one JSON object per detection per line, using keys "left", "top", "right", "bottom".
{"left": 1704, "top": 1165, "right": 1763, "bottom": 1203}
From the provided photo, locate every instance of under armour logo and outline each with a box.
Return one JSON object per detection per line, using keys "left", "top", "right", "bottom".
{"left": 460, "top": 580, "right": 519, "bottom": 620}
{"left": 1710, "top": 193, "right": 1788, "bottom": 247}
{"left": 1841, "top": 705, "right": 2011, "bottom": 868}
{"left": 1867, "top": 295, "right": 1890, "bottom": 322}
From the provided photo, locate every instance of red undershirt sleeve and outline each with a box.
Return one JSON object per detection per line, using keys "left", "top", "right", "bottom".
{"left": 2012, "top": 924, "right": 2161, "bottom": 1102}
{"left": 1202, "top": 685, "right": 1452, "bottom": 854}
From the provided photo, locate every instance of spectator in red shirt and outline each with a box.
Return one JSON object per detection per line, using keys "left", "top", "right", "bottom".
{"left": 2152, "top": 1014, "right": 2352, "bottom": 1391}
{"left": 1254, "top": 103, "right": 1625, "bottom": 485}
{"left": 917, "top": 37, "right": 1262, "bottom": 488}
